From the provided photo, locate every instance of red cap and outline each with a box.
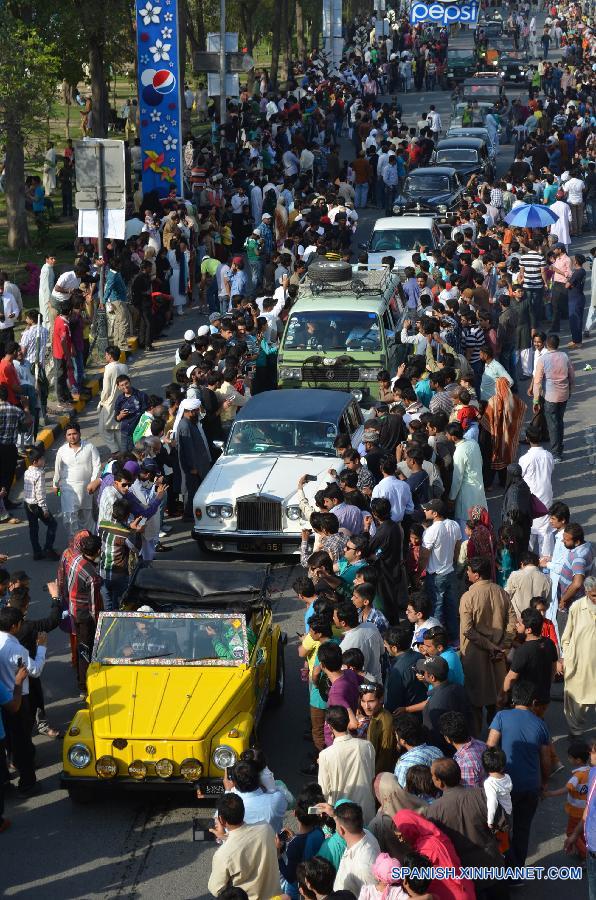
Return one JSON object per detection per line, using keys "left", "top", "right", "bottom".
{"left": 232, "top": 256, "right": 243, "bottom": 264}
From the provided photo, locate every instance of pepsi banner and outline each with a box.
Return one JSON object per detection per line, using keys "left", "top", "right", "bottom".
{"left": 135, "top": 0, "right": 184, "bottom": 196}
{"left": 410, "top": 0, "right": 479, "bottom": 25}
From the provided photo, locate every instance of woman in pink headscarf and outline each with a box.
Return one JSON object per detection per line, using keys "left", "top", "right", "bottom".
{"left": 393, "top": 811, "right": 476, "bottom": 900}
{"left": 358, "top": 851, "right": 408, "bottom": 899}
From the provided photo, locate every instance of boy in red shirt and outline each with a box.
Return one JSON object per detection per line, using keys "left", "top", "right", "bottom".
{"left": 52, "top": 301, "right": 73, "bottom": 408}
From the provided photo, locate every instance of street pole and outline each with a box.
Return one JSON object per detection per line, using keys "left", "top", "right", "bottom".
{"left": 219, "top": 0, "right": 227, "bottom": 128}
{"left": 95, "top": 141, "right": 108, "bottom": 356}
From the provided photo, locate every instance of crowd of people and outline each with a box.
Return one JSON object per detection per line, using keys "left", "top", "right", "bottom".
{"left": 0, "top": 0, "right": 595, "bottom": 897}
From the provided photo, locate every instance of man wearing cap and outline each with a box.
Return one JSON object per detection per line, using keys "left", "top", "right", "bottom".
{"left": 418, "top": 656, "right": 471, "bottom": 753}
{"left": 244, "top": 229, "right": 264, "bottom": 292}
{"left": 256, "top": 213, "right": 274, "bottom": 262}
{"left": 420, "top": 500, "right": 461, "bottom": 644}
{"left": 208, "top": 311, "right": 222, "bottom": 335}
{"left": 177, "top": 398, "right": 212, "bottom": 521}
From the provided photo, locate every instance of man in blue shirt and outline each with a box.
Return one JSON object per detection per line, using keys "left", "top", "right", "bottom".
{"left": 224, "top": 758, "right": 287, "bottom": 833}
{"left": 229, "top": 257, "right": 248, "bottom": 299}
{"left": 486, "top": 680, "right": 550, "bottom": 867}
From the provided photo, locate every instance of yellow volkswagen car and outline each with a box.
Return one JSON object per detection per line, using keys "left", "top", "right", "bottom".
{"left": 61, "top": 561, "right": 285, "bottom": 802}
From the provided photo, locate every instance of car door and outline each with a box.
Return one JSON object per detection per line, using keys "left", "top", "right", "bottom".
{"left": 250, "top": 610, "right": 271, "bottom": 724}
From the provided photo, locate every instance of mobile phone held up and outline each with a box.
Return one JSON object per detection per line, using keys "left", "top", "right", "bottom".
{"left": 192, "top": 817, "right": 217, "bottom": 842}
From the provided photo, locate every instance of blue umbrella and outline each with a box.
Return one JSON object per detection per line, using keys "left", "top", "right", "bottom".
{"left": 504, "top": 203, "right": 560, "bottom": 228}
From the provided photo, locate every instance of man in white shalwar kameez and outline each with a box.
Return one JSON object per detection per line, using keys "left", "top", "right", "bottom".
{"left": 549, "top": 199, "right": 572, "bottom": 249}
{"left": 97, "top": 347, "right": 129, "bottom": 452}
{"left": 53, "top": 424, "right": 101, "bottom": 540}
{"left": 585, "top": 249, "right": 596, "bottom": 336}
{"left": 519, "top": 429, "right": 554, "bottom": 556}
{"left": 38, "top": 254, "right": 55, "bottom": 335}
{"left": 540, "top": 508, "right": 568, "bottom": 646}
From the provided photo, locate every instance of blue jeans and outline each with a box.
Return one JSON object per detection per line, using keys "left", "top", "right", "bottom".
{"left": 524, "top": 286, "right": 544, "bottom": 327}
{"left": 499, "top": 347, "right": 517, "bottom": 392}
{"left": 544, "top": 399, "right": 567, "bottom": 459}
{"left": 425, "top": 571, "right": 459, "bottom": 642}
{"left": 586, "top": 198, "right": 596, "bottom": 230}
{"left": 103, "top": 574, "right": 129, "bottom": 611}
{"left": 206, "top": 277, "right": 219, "bottom": 313}
{"left": 384, "top": 183, "right": 396, "bottom": 215}
{"left": 354, "top": 182, "right": 369, "bottom": 208}
{"left": 568, "top": 294, "right": 585, "bottom": 344}
{"left": 248, "top": 258, "right": 263, "bottom": 293}
{"left": 470, "top": 359, "right": 484, "bottom": 399}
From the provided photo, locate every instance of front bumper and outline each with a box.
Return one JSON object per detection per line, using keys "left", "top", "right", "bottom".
{"left": 192, "top": 529, "right": 301, "bottom": 555}
{"left": 60, "top": 772, "right": 225, "bottom": 794}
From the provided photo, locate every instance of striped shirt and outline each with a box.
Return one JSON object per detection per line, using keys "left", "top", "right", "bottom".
{"left": 99, "top": 520, "right": 140, "bottom": 581}
{"left": 533, "top": 349, "right": 575, "bottom": 403}
{"left": 394, "top": 743, "right": 444, "bottom": 788}
{"left": 20, "top": 323, "right": 49, "bottom": 365}
{"left": 463, "top": 325, "right": 485, "bottom": 363}
{"left": 23, "top": 466, "right": 48, "bottom": 511}
{"left": 520, "top": 251, "right": 546, "bottom": 288}
{"left": 565, "top": 765, "right": 590, "bottom": 818}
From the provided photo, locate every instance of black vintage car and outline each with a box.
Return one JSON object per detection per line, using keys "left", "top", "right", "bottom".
{"left": 499, "top": 49, "right": 531, "bottom": 84}
{"left": 433, "top": 137, "right": 494, "bottom": 183}
{"left": 393, "top": 167, "right": 464, "bottom": 217}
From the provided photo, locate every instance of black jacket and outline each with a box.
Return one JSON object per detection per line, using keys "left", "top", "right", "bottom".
{"left": 15, "top": 599, "right": 62, "bottom": 658}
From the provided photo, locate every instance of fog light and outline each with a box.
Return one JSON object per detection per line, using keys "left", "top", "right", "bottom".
{"left": 155, "top": 758, "right": 174, "bottom": 779}
{"left": 180, "top": 757, "right": 203, "bottom": 781}
{"left": 96, "top": 755, "right": 118, "bottom": 779}
{"left": 128, "top": 759, "right": 147, "bottom": 780}
{"left": 69, "top": 726, "right": 80, "bottom": 736}
{"left": 208, "top": 541, "right": 224, "bottom": 551}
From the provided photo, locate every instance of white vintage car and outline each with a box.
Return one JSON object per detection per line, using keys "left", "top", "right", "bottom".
{"left": 191, "top": 389, "right": 364, "bottom": 554}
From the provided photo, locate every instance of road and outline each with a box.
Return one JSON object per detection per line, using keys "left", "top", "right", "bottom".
{"left": 1, "top": 43, "right": 594, "bottom": 900}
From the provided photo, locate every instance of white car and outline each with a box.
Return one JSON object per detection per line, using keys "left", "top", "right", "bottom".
{"left": 192, "top": 389, "right": 364, "bottom": 555}
{"left": 365, "top": 215, "right": 443, "bottom": 272}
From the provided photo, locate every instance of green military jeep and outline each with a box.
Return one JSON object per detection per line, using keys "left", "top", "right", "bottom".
{"left": 277, "top": 261, "right": 405, "bottom": 408}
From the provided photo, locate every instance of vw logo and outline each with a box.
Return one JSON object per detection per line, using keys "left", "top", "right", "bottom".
{"left": 326, "top": 370, "right": 335, "bottom": 380}
{"left": 145, "top": 745, "right": 157, "bottom": 755}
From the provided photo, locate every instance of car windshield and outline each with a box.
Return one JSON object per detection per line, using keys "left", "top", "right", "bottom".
{"left": 465, "top": 84, "right": 500, "bottom": 96}
{"left": 370, "top": 228, "right": 434, "bottom": 252}
{"left": 283, "top": 310, "right": 381, "bottom": 351}
{"left": 503, "top": 51, "right": 526, "bottom": 60}
{"left": 226, "top": 419, "right": 338, "bottom": 456}
{"left": 405, "top": 174, "right": 451, "bottom": 193}
{"left": 93, "top": 612, "right": 250, "bottom": 665}
{"left": 436, "top": 149, "right": 478, "bottom": 164}
{"left": 449, "top": 49, "right": 475, "bottom": 59}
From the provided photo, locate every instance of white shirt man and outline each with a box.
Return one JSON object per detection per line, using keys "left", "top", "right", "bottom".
{"left": 282, "top": 149, "right": 299, "bottom": 177}
{"left": 0, "top": 629, "right": 47, "bottom": 697}
{"left": 372, "top": 474, "right": 414, "bottom": 523}
{"left": 53, "top": 433, "right": 101, "bottom": 539}
{"left": 300, "top": 147, "right": 315, "bottom": 174}
{"left": 51, "top": 270, "right": 80, "bottom": 305}
{"left": 334, "top": 823, "right": 381, "bottom": 895}
{"left": 427, "top": 109, "right": 442, "bottom": 134}
{"left": 563, "top": 176, "right": 585, "bottom": 205}
{"left": 421, "top": 504, "right": 460, "bottom": 575}
{"left": 339, "top": 621, "right": 385, "bottom": 683}
{"left": 519, "top": 439, "right": 554, "bottom": 555}
{"left": 38, "top": 257, "right": 56, "bottom": 327}
{"left": 0, "top": 290, "right": 20, "bottom": 334}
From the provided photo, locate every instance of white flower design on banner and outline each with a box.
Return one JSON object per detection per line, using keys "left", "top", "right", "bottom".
{"left": 139, "top": 1, "right": 161, "bottom": 24}
{"left": 149, "top": 38, "right": 171, "bottom": 62}
{"left": 140, "top": 53, "right": 150, "bottom": 65}
{"left": 161, "top": 26, "right": 172, "bottom": 39}
{"left": 150, "top": 110, "right": 161, "bottom": 122}
{"left": 164, "top": 136, "right": 178, "bottom": 150}
{"left": 164, "top": 11, "right": 173, "bottom": 20}
{"left": 150, "top": 133, "right": 157, "bottom": 140}
{"left": 159, "top": 124, "right": 168, "bottom": 133}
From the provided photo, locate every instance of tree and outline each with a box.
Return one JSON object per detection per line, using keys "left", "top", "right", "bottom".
{"left": 0, "top": 15, "right": 60, "bottom": 248}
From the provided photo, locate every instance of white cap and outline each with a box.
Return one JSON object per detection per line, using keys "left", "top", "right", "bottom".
{"left": 137, "top": 605, "right": 153, "bottom": 613}
{"left": 186, "top": 365, "right": 198, "bottom": 378}
{"left": 197, "top": 325, "right": 210, "bottom": 336}
{"left": 184, "top": 329, "right": 196, "bottom": 341}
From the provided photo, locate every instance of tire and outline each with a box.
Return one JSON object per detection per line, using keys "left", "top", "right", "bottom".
{"left": 67, "top": 784, "right": 95, "bottom": 804}
{"left": 307, "top": 259, "right": 353, "bottom": 283}
{"left": 268, "top": 637, "right": 285, "bottom": 707}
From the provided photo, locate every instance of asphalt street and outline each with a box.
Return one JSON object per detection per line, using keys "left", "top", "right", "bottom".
{"left": 1, "top": 51, "right": 594, "bottom": 900}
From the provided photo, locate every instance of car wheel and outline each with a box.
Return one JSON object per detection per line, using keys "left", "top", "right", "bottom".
{"left": 268, "top": 637, "right": 285, "bottom": 707}
{"left": 67, "top": 784, "right": 95, "bottom": 804}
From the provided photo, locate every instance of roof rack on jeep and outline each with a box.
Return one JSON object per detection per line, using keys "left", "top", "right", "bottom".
{"left": 300, "top": 260, "right": 394, "bottom": 297}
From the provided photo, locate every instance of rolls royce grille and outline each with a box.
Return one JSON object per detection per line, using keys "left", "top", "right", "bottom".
{"left": 236, "top": 498, "right": 282, "bottom": 532}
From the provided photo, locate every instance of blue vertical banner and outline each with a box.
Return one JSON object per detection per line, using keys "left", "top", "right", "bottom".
{"left": 135, "top": 0, "right": 184, "bottom": 197}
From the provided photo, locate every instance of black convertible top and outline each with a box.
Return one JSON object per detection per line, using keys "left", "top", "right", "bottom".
{"left": 125, "top": 560, "right": 271, "bottom": 609}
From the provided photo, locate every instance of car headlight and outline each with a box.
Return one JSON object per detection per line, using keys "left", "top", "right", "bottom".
{"left": 358, "top": 369, "right": 377, "bottom": 381}
{"left": 95, "top": 755, "right": 117, "bottom": 779}
{"left": 351, "top": 389, "right": 363, "bottom": 402}
{"left": 279, "top": 366, "right": 301, "bottom": 379}
{"left": 212, "top": 745, "right": 237, "bottom": 770}
{"left": 180, "top": 757, "right": 203, "bottom": 781}
{"left": 128, "top": 760, "right": 147, "bottom": 780}
{"left": 437, "top": 204, "right": 448, "bottom": 213}
{"left": 155, "top": 758, "right": 174, "bottom": 779}
{"left": 68, "top": 743, "right": 92, "bottom": 769}
{"left": 286, "top": 505, "right": 302, "bottom": 520}
{"left": 206, "top": 504, "right": 233, "bottom": 519}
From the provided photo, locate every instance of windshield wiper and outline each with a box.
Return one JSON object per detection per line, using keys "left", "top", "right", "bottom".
{"left": 129, "top": 651, "right": 174, "bottom": 661}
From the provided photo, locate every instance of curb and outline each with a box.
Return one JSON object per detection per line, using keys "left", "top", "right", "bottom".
{"left": 15, "top": 342, "right": 137, "bottom": 480}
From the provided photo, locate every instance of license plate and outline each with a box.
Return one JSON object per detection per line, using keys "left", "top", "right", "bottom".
{"left": 202, "top": 782, "right": 224, "bottom": 795}
{"left": 238, "top": 541, "right": 282, "bottom": 552}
